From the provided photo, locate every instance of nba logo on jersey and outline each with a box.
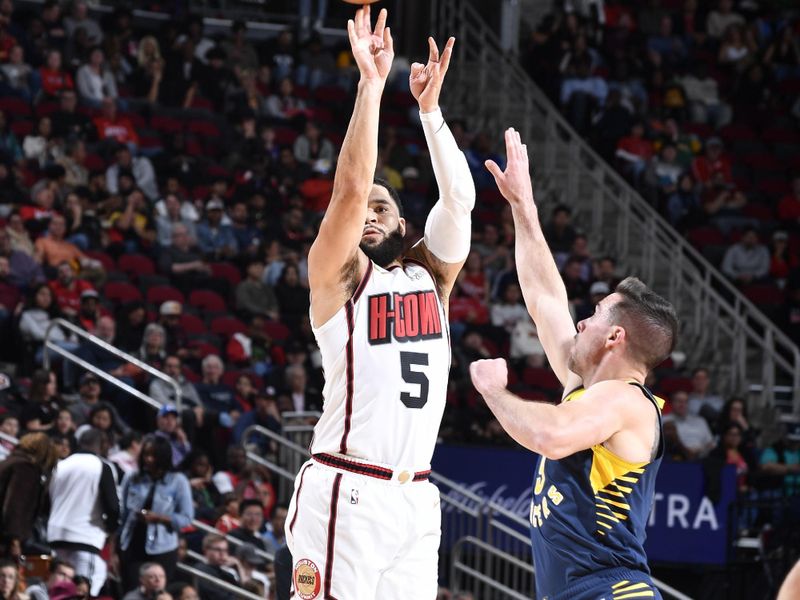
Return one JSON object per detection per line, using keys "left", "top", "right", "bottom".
{"left": 367, "top": 290, "right": 443, "bottom": 344}
{"left": 350, "top": 489, "right": 359, "bottom": 504}
{"left": 293, "top": 559, "right": 321, "bottom": 599}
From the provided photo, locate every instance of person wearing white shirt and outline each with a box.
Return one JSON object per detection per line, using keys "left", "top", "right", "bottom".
{"left": 663, "top": 391, "right": 714, "bottom": 459}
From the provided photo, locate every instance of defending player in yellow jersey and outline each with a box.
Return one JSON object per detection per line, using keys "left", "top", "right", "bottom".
{"left": 470, "top": 129, "right": 678, "bottom": 600}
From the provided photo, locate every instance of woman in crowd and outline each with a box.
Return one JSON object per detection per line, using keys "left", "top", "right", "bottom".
{"left": 0, "top": 560, "right": 26, "bottom": 600}
{"left": 0, "top": 433, "right": 58, "bottom": 550}
{"left": 20, "top": 369, "right": 62, "bottom": 432}
{"left": 118, "top": 435, "right": 193, "bottom": 591}
{"left": 180, "top": 450, "right": 223, "bottom": 523}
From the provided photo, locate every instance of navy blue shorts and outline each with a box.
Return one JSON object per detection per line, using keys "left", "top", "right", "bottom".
{"left": 546, "top": 567, "right": 663, "bottom": 600}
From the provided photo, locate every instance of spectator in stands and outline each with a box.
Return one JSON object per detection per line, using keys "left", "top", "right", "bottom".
{"left": 167, "top": 582, "right": 199, "bottom": 600}
{"left": 0, "top": 432, "right": 58, "bottom": 547}
{"left": 21, "top": 369, "right": 62, "bottom": 432}
{"left": 156, "top": 193, "right": 197, "bottom": 248}
{"left": 663, "top": 391, "right": 715, "bottom": 459}
{"left": 647, "top": 15, "right": 687, "bottom": 67}
{"left": 196, "top": 199, "right": 238, "bottom": 260}
{"left": 777, "top": 176, "right": 800, "bottom": 231}
{"left": 23, "top": 117, "right": 57, "bottom": 168}
{"left": 118, "top": 434, "right": 194, "bottom": 591}
{"left": 0, "top": 226, "right": 44, "bottom": 290}
{"left": 273, "top": 264, "right": 309, "bottom": 330}
{"left": 195, "top": 355, "right": 238, "bottom": 428}
{"left": 76, "top": 316, "right": 126, "bottom": 377}
{"left": 214, "top": 494, "right": 241, "bottom": 533}
{"left": 154, "top": 405, "right": 191, "bottom": 468}
{"left": 194, "top": 534, "right": 240, "bottom": 600}
{"left": 25, "top": 558, "right": 76, "bottom": 600}
{"left": 759, "top": 419, "right": 800, "bottom": 498}
{"left": 234, "top": 544, "right": 270, "bottom": 598}
{"left": 222, "top": 21, "right": 258, "bottom": 72}
{"left": 39, "top": 49, "right": 74, "bottom": 99}
{"left": 235, "top": 260, "right": 279, "bottom": 320}
{"left": 198, "top": 47, "right": 236, "bottom": 113}
{"left": 687, "top": 366, "right": 725, "bottom": 422}
{"left": 1, "top": 44, "right": 35, "bottom": 101}
{"left": 0, "top": 111, "right": 22, "bottom": 165}
{"left": 122, "top": 562, "right": 167, "bottom": 600}
{"left": 0, "top": 560, "right": 25, "bottom": 600}
{"left": 0, "top": 414, "right": 19, "bottom": 461}
{"left": 19, "top": 283, "right": 75, "bottom": 361}
{"left": 282, "top": 364, "right": 321, "bottom": 414}
{"left": 137, "top": 323, "right": 166, "bottom": 371}
{"left": 68, "top": 372, "right": 114, "bottom": 427}
{"left": 0, "top": 257, "right": 21, "bottom": 330}
{"left": 129, "top": 35, "right": 164, "bottom": 104}
{"left": 491, "top": 282, "right": 528, "bottom": 336}
{"left": 666, "top": 173, "right": 702, "bottom": 230}
{"left": 706, "top": 422, "right": 750, "bottom": 496}
{"left": 231, "top": 388, "right": 281, "bottom": 449}
{"left": 76, "top": 46, "right": 119, "bottom": 107}
{"left": 58, "top": 142, "right": 90, "bottom": 193}
{"left": 51, "top": 89, "right": 94, "bottom": 141}
{"left": 180, "top": 450, "right": 221, "bottom": 523}
{"left": 34, "top": 214, "right": 100, "bottom": 273}
{"left": 293, "top": 121, "right": 335, "bottom": 166}
{"left": 542, "top": 204, "right": 577, "bottom": 259}
{"left": 150, "top": 355, "right": 202, "bottom": 412}
{"left": 702, "top": 171, "right": 749, "bottom": 235}
{"left": 158, "top": 224, "right": 213, "bottom": 294}
{"left": 718, "top": 24, "right": 756, "bottom": 72}
{"left": 615, "top": 121, "right": 654, "bottom": 183}
{"left": 644, "top": 143, "right": 684, "bottom": 200}
{"left": 265, "top": 77, "right": 307, "bottom": 122}
{"left": 229, "top": 499, "right": 267, "bottom": 551}
{"left": 764, "top": 25, "right": 800, "bottom": 82}
{"left": 47, "top": 427, "right": 119, "bottom": 597}
{"left": 109, "top": 430, "right": 143, "bottom": 476}
{"left": 157, "top": 303, "right": 190, "bottom": 361}
{"left": 49, "top": 261, "right": 93, "bottom": 318}
{"left": 679, "top": 64, "right": 732, "bottom": 129}
{"left": 721, "top": 227, "right": 770, "bottom": 285}
{"left": 78, "top": 402, "right": 126, "bottom": 452}
{"left": 560, "top": 58, "right": 608, "bottom": 134}
{"left": 706, "top": 0, "right": 744, "bottom": 39}
{"left": 107, "top": 147, "right": 158, "bottom": 201}
{"left": 64, "top": 1, "right": 102, "bottom": 45}
{"left": 261, "top": 504, "right": 287, "bottom": 555}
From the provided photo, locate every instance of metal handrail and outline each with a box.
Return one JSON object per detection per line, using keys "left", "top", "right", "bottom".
{"left": 452, "top": 536, "right": 534, "bottom": 600}
{"left": 243, "top": 425, "right": 310, "bottom": 457}
{"left": 190, "top": 519, "right": 275, "bottom": 563}
{"left": 430, "top": 0, "right": 800, "bottom": 413}
{"left": 43, "top": 318, "right": 182, "bottom": 413}
{"left": 176, "top": 560, "right": 262, "bottom": 600}
{"left": 0, "top": 431, "right": 19, "bottom": 446}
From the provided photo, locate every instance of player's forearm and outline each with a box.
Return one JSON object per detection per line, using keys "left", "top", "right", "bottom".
{"left": 331, "top": 79, "right": 384, "bottom": 202}
{"left": 510, "top": 200, "right": 569, "bottom": 316}
{"left": 481, "top": 386, "right": 560, "bottom": 455}
{"left": 420, "top": 108, "right": 474, "bottom": 210}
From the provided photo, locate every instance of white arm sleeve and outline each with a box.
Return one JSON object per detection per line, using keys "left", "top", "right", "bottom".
{"left": 420, "top": 108, "right": 476, "bottom": 264}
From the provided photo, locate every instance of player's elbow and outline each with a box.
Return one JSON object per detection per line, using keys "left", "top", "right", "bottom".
{"left": 532, "top": 430, "right": 574, "bottom": 461}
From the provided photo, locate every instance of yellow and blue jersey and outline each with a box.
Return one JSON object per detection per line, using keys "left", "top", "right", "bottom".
{"left": 529, "top": 382, "right": 664, "bottom": 600}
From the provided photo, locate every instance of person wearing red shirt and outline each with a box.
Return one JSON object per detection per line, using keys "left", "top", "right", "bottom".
{"left": 691, "top": 136, "right": 733, "bottom": 188}
{"left": 615, "top": 121, "right": 653, "bottom": 181}
{"left": 777, "top": 175, "right": 800, "bottom": 229}
{"left": 92, "top": 97, "right": 139, "bottom": 148}
{"left": 48, "top": 261, "right": 94, "bottom": 317}
{"left": 39, "top": 49, "right": 74, "bottom": 98}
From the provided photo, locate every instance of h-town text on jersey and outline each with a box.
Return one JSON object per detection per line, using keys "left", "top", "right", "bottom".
{"left": 367, "top": 291, "right": 443, "bottom": 344}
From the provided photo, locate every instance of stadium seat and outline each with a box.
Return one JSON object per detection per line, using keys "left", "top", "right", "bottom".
{"left": 84, "top": 251, "right": 116, "bottom": 272}
{"left": 658, "top": 377, "right": 693, "bottom": 395}
{"left": 11, "top": 120, "right": 33, "bottom": 137}
{"left": 742, "top": 284, "right": 784, "bottom": 308}
{"left": 118, "top": 254, "right": 156, "bottom": 280}
{"left": 179, "top": 313, "right": 207, "bottom": 335}
{"left": 188, "top": 289, "right": 227, "bottom": 312}
{"left": 146, "top": 285, "right": 185, "bottom": 306}
{"left": 314, "top": 85, "right": 348, "bottom": 105}
{"left": 262, "top": 320, "right": 290, "bottom": 341}
{"left": 35, "top": 101, "right": 59, "bottom": 117}
{"left": 0, "top": 97, "right": 32, "bottom": 118}
{"left": 103, "top": 281, "right": 143, "bottom": 304}
{"left": 210, "top": 316, "right": 247, "bottom": 338}
{"left": 150, "top": 115, "right": 183, "bottom": 134}
{"left": 187, "top": 120, "right": 221, "bottom": 138}
{"left": 209, "top": 262, "right": 241, "bottom": 287}
{"left": 521, "top": 367, "right": 562, "bottom": 391}
{"left": 687, "top": 227, "right": 725, "bottom": 247}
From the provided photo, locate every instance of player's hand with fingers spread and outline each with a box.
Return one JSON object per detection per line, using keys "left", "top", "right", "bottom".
{"left": 409, "top": 36, "right": 455, "bottom": 113}
{"left": 347, "top": 6, "right": 394, "bottom": 83}
{"left": 485, "top": 128, "right": 535, "bottom": 206}
{"left": 470, "top": 358, "right": 509, "bottom": 397}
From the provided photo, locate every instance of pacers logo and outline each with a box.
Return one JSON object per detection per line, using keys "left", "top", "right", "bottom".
{"left": 293, "top": 559, "right": 321, "bottom": 599}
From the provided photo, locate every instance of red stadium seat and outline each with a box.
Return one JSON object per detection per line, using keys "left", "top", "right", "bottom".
{"left": 84, "top": 251, "right": 116, "bottom": 272}
{"left": 314, "top": 85, "right": 348, "bottom": 105}
{"left": 179, "top": 313, "right": 207, "bottom": 335}
{"left": 742, "top": 284, "right": 784, "bottom": 308}
{"left": 150, "top": 115, "right": 183, "bottom": 134}
{"left": 719, "top": 124, "right": 756, "bottom": 143}
{"left": 118, "top": 254, "right": 156, "bottom": 280}
{"left": 35, "top": 101, "right": 59, "bottom": 118}
{"left": 146, "top": 285, "right": 185, "bottom": 306}
{"left": 188, "top": 341, "right": 219, "bottom": 360}
{"left": 761, "top": 128, "right": 800, "bottom": 145}
{"left": 187, "top": 120, "right": 221, "bottom": 137}
{"left": 0, "top": 97, "right": 32, "bottom": 118}
{"left": 687, "top": 227, "right": 725, "bottom": 247}
{"left": 209, "top": 262, "right": 241, "bottom": 287}
{"left": 84, "top": 153, "right": 107, "bottom": 171}
{"left": 521, "top": 367, "right": 562, "bottom": 391}
{"left": 11, "top": 120, "right": 33, "bottom": 137}
{"left": 182, "top": 366, "right": 201, "bottom": 383}
{"left": 742, "top": 203, "right": 774, "bottom": 221}
{"left": 188, "top": 289, "right": 227, "bottom": 312}
{"left": 658, "top": 377, "right": 693, "bottom": 395}
{"left": 262, "top": 320, "right": 290, "bottom": 341}
{"left": 190, "top": 96, "right": 214, "bottom": 111}
{"left": 103, "top": 281, "right": 143, "bottom": 304}
{"left": 210, "top": 316, "right": 247, "bottom": 338}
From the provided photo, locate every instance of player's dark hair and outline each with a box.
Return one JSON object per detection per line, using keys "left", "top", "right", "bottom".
{"left": 609, "top": 277, "right": 678, "bottom": 371}
{"left": 373, "top": 177, "right": 404, "bottom": 217}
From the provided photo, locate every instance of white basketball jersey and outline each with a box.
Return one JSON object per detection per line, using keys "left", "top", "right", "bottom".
{"left": 310, "top": 259, "right": 451, "bottom": 468}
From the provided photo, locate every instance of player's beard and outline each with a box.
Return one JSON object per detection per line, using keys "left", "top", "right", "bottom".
{"left": 360, "top": 226, "right": 404, "bottom": 268}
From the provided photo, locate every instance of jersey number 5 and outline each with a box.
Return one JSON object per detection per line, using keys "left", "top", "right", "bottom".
{"left": 400, "top": 351, "right": 429, "bottom": 409}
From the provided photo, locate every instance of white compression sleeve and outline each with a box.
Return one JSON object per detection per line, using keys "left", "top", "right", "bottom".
{"left": 420, "top": 108, "right": 476, "bottom": 264}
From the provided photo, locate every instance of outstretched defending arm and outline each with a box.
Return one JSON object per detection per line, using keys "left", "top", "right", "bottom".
{"left": 405, "top": 37, "right": 475, "bottom": 299}
{"left": 308, "top": 6, "right": 393, "bottom": 326}
{"left": 485, "top": 129, "right": 579, "bottom": 391}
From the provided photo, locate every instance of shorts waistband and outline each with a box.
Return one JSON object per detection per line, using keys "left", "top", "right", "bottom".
{"left": 312, "top": 453, "right": 431, "bottom": 484}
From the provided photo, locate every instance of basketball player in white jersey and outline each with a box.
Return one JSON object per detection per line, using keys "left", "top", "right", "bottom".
{"left": 285, "top": 6, "right": 474, "bottom": 599}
